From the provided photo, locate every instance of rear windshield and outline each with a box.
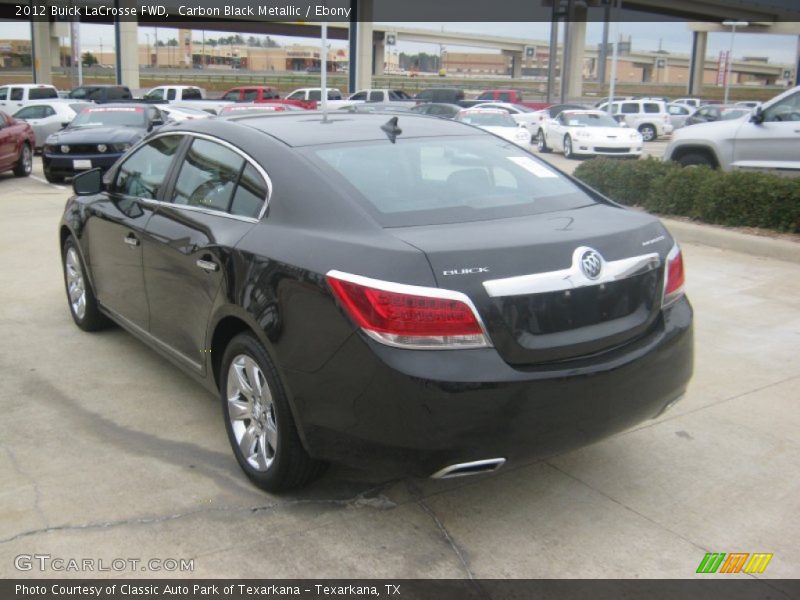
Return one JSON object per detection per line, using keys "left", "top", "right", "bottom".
{"left": 308, "top": 136, "right": 594, "bottom": 227}
{"left": 29, "top": 87, "right": 58, "bottom": 100}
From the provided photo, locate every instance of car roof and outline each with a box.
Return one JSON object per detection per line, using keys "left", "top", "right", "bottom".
{"left": 226, "top": 111, "right": 481, "bottom": 147}
{"left": 80, "top": 103, "right": 152, "bottom": 110}
{"left": 1, "top": 83, "right": 57, "bottom": 88}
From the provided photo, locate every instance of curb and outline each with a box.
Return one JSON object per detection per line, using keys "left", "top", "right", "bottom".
{"left": 661, "top": 218, "right": 800, "bottom": 265}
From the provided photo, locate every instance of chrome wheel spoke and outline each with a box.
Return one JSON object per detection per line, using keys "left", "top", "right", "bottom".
{"left": 264, "top": 418, "right": 278, "bottom": 452}
{"left": 256, "top": 433, "right": 270, "bottom": 470}
{"left": 239, "top": 424, "right": 258, "bottom": 459}
{"left": 233, "top": 361, "right": 254, "bottom": 401}
{"left": 65, "top": 248, "right": 86, "bottom": 320}
{"left": 228, "top": 398, "right": 250, "bottom": 421}
{"left": 246, "top": 361, "right": 263, "bottom": 400}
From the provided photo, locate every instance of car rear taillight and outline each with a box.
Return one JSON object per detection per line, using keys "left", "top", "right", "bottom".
{"left": 326, "top": 270, "right": 490, "bottom": 349}
{"left": 662, "top": 244, "right": 685, "bottom": 307}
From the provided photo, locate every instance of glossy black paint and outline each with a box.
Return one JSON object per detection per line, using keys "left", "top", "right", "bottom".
{"left": 60, "top": 112, "right": 693, "bottom": 477}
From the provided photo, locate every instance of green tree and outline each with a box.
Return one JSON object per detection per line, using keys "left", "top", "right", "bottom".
{"left": 81, "top": 51, "right": 98, "bottom": 67}
{"left": 167, "top": 38, "right": 178, "bottom": 47}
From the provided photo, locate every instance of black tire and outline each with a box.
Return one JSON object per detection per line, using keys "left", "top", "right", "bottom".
{"left": 536, "top": 130, "right": 551, "bottom": 153}
{"left": 62, "top": 235, "right": 110, "bottom": 332}
{"left": 221, "top": 333, "right": 325, "bottom": 492}
{"left": 563, "top": 135, "right": 575, "bottom": 159}
{"left": 44, "top": 164, "right": 65, "bottom": 184}
{"left": 638, "top": 124, "right": 657, "bottom": 142}
{"left": 676, "top": 152, "right": 716, "bottom": 169}
{"left": 13, "top": 143, "right": 32, "bottom": 177}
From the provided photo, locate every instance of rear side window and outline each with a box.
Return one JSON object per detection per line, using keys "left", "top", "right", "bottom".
{"left": 114, "top": 136, "right": 182, "bottom": 199}
{"left": 167, "top": 89, "right": 176, "bottom": 100}
{"left": 10, "top": 88, "right": 23, "bottom": 101}
{"left": 172, "top": 139, "right": 244, "bottom": 212}
{"left": 183, "top": 88, "right": 202, "bottom": 100}
{"left": 310, "top": 136, "right": 592, "bottom": 227}
{"left": 242, "top": 89, "right": 259, "bottom": 102}
{"left": 643, "top": 103, "right": 661, "bottom": 113}
{"left": 620, "top": 103, "right": 638, "bottom": 114}
{"left": 498, "top": 92, "right": 511, "bottom": 102}
{"left": 230, "top": 164, "right": 268, "bottom": 218}
{"left": 29, "top": 87, "right": 57, "bottom": 100}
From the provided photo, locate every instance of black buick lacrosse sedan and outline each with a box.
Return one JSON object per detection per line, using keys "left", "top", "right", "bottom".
{"left": 59, "top": 112, "right": 693, "bottom": 491}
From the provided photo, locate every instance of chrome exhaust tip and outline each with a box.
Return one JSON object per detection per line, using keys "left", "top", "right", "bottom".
{"left": 430, "top": 458, "right": 506, "bottom": 479}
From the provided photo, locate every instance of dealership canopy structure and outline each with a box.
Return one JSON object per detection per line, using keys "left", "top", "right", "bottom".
{"left": 11, "top": 0, "right": 800, "bottom": 97}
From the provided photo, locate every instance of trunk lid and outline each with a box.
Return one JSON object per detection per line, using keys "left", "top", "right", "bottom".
{"left": 388, "top": 204, "right": 673, "bottom": 365}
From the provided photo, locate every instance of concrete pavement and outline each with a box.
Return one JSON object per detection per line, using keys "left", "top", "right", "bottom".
{"left": 0, "top": 159, "right": 798, "bottom": 580}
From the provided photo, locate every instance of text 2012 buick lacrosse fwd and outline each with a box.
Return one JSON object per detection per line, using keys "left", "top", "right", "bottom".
{"left": 59, "top": 112, "right": 693, "bottom": 491}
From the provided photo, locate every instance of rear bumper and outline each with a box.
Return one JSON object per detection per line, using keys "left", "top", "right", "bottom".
{"left": 285, "top": 297, "right": 693, "bottom": 477}
{"left": 43, "top": 152, "right": 123, "bottom": 175}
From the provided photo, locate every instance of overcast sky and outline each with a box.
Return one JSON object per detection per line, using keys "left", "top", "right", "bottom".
{"left": 1, "top": 21, "right": 797, "bottom": 64}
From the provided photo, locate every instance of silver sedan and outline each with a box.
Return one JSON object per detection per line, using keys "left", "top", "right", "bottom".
{"left": 13, "top": 101, "right": 92, "bottom": 150}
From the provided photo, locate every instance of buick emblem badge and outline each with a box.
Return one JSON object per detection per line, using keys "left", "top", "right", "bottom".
{"left": 580, "top": 249, "right": 603, "bottom": 279}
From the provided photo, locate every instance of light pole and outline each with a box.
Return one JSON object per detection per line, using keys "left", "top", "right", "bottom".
{"left": 145, "top": 33, "right": 150, "bottom": 68}
{"left": 722, "top": 20, "right": 748, "bottom": 104}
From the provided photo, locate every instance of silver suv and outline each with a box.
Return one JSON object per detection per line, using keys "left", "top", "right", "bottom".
{"left": 663, "top": 86, "right": 800, "bottom": 173}
{"left": 596, "top": 99, "right": 674, "bottom": 141}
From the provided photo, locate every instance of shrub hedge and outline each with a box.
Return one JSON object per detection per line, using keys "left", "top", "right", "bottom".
{"left": 572, "top": 157, "right": 800, "bottom": 233}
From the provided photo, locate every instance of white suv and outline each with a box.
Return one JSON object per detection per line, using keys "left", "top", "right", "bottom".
{"left": 664, "top": 86, "right": 800, "bottom": 173}
{"left": 596, "top": 99, "right": 673, "bottom": 141}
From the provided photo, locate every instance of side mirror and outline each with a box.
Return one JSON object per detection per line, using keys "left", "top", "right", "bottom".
{"left": 148, "top": 119, "right": 163, "bottom": 131}
{"left": 60, "top": 122, "right": 70, "bottom": 129}
{"left": 73, "top": 168, "right": 103, "bottom": 196}
{"left": 750, "top": 106, "right": 765, "bottom": 124}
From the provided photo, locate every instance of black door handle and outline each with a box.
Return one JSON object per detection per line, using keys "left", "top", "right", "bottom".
{"left": 123, "top": 234, "right": 139, "bottom": 247}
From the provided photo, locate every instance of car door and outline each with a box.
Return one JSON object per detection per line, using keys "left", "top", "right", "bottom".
{"left": 732, "top": 89, "right": 800, "bottom": 171}
{"left": 85, "top": 135, "right": 183, "bottom": 329}
{"left": 0, "top": 86, "right": 8, "bottom": 111}
{"left": 369, "top": 91, "right": 385, "bottom": 102}
{"left": 13, "top": 105, "right": 49, "bottom": 148}
{"left": 8, "top": 87, "right": 24, "bottom": 112}
{"left": 0, "top": 113, "right": 14, "bottom": 169}
{"left": 143, "top": 135, "right": 266, "bottom": 371}
{"left": 549, "top": 114, "right": 566, "bottom": 150}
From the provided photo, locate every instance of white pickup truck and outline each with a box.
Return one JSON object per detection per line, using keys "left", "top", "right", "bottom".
{"left": 0, "top": 84, "right": 60, "bottom": 112}
{"left": 142, "top": 86, "right": 233, "bottom": 114}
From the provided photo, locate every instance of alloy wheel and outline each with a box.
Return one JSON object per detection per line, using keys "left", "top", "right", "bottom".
{"left": 226, "top": 354, "right": 278, "bottom": 472}
{"left": 21, "top": 145, "right": 32, "bottom": 174}
{"left": 564, "top": 136, "right": 572, "bottom": 158}
{"left": 65, "top": 247, "right": 86, "bottom": 320}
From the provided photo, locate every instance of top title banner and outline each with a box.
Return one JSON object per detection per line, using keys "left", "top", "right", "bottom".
{"left": 5, "top": 0, "right": 800, "bottom": 22}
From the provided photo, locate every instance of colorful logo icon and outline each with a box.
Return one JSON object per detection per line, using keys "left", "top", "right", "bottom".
{"left": 696, "top": 553, "right": 773, "bottom": 574}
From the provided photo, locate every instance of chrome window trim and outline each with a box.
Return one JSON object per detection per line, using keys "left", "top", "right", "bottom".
{"left": 326, "top": 269, "right": 493, "bottom": 350}
{"left": 483, "top": 247, "right": 661, "bottom": 298}
{"left": 120, "top": 130, "right": 272, "bottom": 221}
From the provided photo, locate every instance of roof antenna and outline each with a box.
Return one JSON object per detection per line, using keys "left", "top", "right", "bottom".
{"left": 381, "top": 116, "right": 402, "bottom": 143}
{"left": 321, "top": 23, "right": 329, "bottom": 123}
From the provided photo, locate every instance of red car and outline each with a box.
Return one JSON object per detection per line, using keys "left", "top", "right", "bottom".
{"left": 0, "top": 111, "right": 34, "bottom": 178}
{"left": 220, "top": 86, "right": 317, "bottom": 110}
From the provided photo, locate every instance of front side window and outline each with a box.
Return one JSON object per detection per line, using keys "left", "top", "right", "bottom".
{"left": 350, "top": 91, "right": 367, "bottom": 101}
{"left": 643, "top": 103, "right": 661, "bottom": 113}
{"left": 167, "top": 89, "right": 176, "bottom": 100}
{"left": 308, "top": 90, "right": 322, "bottom": 101}
{"left": 287, "top": 91, "right": 305, "bottom": 100}
{"left": 370, "top": 91, "right": 385, "bottom": 102}
{"left": 222, "top": 91, "right": 241, "bottom": 101}
{"left": 172, "top": 139, "right": 244, "bottom": 212}
{"left": 145, "top": 88, "right": 164, "bottom": 101}
{"left": 114, "top": 136, "right": 182, "bottom": 199}
{"left": 498, "top": 92, "right": 511, "bottom": 102}
{"left": 310, "top": 136, "right": 592, "bottom": 227}
{"left": 0, "top": 87, "right": 7, "bottom": 101}
{"left": 242, "top": 90, "right": 259, "bottom": 102}
{"left": 763, "top": 91, "right": 800, "bottom": 122}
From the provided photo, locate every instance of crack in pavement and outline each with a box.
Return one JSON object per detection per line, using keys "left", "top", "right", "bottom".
{"left": 2, "top": 443, "right": 49, "bottom": 529}
{"left": 0, "top": 484, "right": 398, "bottom": 546}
